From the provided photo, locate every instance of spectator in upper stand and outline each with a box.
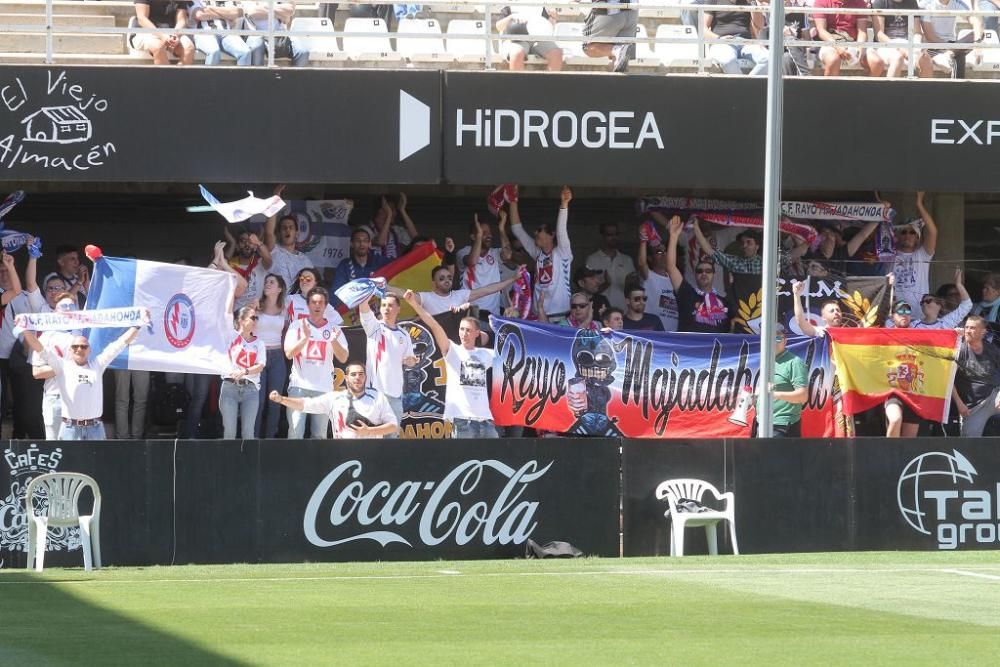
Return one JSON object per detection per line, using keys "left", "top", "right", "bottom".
{"left": 582, "top": 0, "right": 639, "bottom": 72}
{"left": 868, "top": 0, "right": 932, "bottom": 78}
{"left": 225, "top": 227, "right": 272, "bottom": 312}
{"left": 495, "top": 4, "right": 564, "bottom": 72}
{"left": 263, "top": 186, "right": 315, "bottom": 294}
{"left": 540, "top": 291, "right": 601, "bottom": 331}
{"left": 602, "top": 307, "right": 625, "bottom": 330}
{"left": 691, "top": 219, "right": 808, "bottom": 275}
{"left": 952, "top": 315, "right": 1000, "bottom": 437}
{"left": 219, "top": 306, "right": 266, "bottom": 439}
{"left": 573, "top": 267, "right": 611, "bottom": 322}
{"left": 288, "top": 268, "right": 343, "bottom": 325}
{"left": 973, "top": 272, "right": 1000, "bottom": 323}
{"left": 30, "top": 291, "right": 77, "bottom": 440}
{"left": 399, "top": 263, "right": 524, "bottom": 317}
{"left": 255, "top": 273, "right": 289, "bottom": 439}
{"left": 4, "top": 245, "right": 45, "bottom": 440}
{"left": 920, "top": 0, "right": 981, "bottom": 78}
{"left": 638, "top": 215, "right": 680, "bottom": 332}
{"left": 666, "top": 216, "right": 733, "bottom": 333}
{"left": 891, "top": 191, "right": 937, "bottom": 314}
{"left": 359, "top": 293, "right": 417, "bottom": 430}
{"left": 52, "top": 244, "right": 89, "bottom": 308}
{"left": 361, "top": 194, "right": 419, "bottom": 261}
{"left": 332, "top": 228, "right": 391, "bottom": 297}
{"left": 804, "top": 220, "right": 879, "bottom": 276}
{"left": 791, "top": 279, "right": 844, "bottom": 337}
{"left": 190, "top": 1, "right": 252, "bottom": 66}
{"left": 756, "top": 0, "right": 812, "bottom": 76}
{"left": 883, "top": 299, "right": 923, "bottom": 437}
{"left": 937, "top": 282, "right": 963, "bottom": 315}
{"left": 703, "top": 0, "right": 768, "bottom": 75}
{"left": 585, "top": 222, "right": 636, "bottom": 311}
{"left": 913, "top": 269, "right": 972, "bottom": 329}
{"left": 406, "top": 290, "right": 499, "bottom": 439}
{"left": 132, "top": 0, "right": 195, "bottom": 66}
{"left": 812, "top": 0, "right": 869, "bottom": 76}
{"left": 621, "top": 286, "right": 665, "bottom": 332}
{"left": 457, "top": 212, "right": 510, "bottom": 322}
{"left": 680, "top": 220, "right": 735, "bottom": 295}
{"left": 511, "top": 187, "right": 574, "bottom": 324}
{"left": 239, "top": 1, "right": 310, "bottom": 67}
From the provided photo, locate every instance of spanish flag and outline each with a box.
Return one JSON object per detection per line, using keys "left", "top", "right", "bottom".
{"left": 827, "top": 328, "right": 961, "bottom": 422}
{"left": 373, "top": 241, "right": 442, "bottom": 319}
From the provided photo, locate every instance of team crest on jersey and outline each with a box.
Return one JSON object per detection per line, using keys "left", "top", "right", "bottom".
{"left": 322, "top": 329, "right": 331, "bottom": 340}
{"left": 164, "top": 293, "right": 196, "bottom": 349}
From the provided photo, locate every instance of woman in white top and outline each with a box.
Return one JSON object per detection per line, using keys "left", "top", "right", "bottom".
{"left": 220, "top": 306, "right": 266, "bottom": 439}
{"left": 287, "top": 267, "right": 344, "bottom": 325}
{"left": 255, "top": 273, "right": 288, "bottom": 438}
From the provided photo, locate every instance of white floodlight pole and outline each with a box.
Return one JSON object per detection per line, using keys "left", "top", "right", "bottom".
{"left": 758, "top": 0, "right": 785, "bottom": 438}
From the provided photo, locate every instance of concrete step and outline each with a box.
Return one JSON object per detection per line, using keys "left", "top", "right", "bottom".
{"left": 0, "top": 1, "right": 125, "bottom": 15}
{"left": 0, "top": 32, "right": 124, "bottom": 54}
{"left": 0, "top": 12, "right": 117, "bottom": 27}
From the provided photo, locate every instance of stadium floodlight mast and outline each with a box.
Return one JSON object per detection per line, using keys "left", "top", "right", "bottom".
{"left": 757, "top": 0, "right": 785, "bottom": 439}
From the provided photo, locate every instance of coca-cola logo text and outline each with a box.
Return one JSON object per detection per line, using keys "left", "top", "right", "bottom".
{"left": 303, "top": 459, "right": 552, "bottom": 548}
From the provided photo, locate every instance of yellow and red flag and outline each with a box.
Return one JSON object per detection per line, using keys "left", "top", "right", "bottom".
{"left": 373, "top": 241, "right": 442, "bottom": 319}
{"left": 827, "top": 327, "right": 961, "bottom": 422}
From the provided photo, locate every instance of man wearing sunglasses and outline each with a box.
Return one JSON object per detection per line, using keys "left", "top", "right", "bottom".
{"left": 665, "top": 216, "right": 731, "bottom": 333}
{"left": 21, "top": 313, "right": 148, "bottom": 441}
{"left": 891, "top": 191, "right": 938, "bottom": 314}
{"left": 621, "top": 287, "right": 664, "bottom": 332}
{"left": 913, "top": 268, "right": 971, "bottom": 329}
{"left": 882, "top": 299, "right": 924, "bottom": 438}
{"left": 753, "top": 324, "right": 808, "bottom": 437}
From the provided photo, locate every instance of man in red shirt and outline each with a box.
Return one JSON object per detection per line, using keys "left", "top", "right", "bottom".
{"left": 813, "top": 0, "right": 870, "bottom": 76}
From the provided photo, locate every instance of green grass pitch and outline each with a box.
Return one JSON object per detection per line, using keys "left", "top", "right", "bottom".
{"left": 1, "top": 552, "right": 998, "bottom": 666}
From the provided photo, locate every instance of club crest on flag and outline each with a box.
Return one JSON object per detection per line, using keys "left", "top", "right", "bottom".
{"left": 164, "top": 293, "right": 196, "bottom": 349}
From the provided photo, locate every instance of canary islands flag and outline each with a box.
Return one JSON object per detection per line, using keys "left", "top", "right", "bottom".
{"left": 86, "top": 255, "right": 237, "bottom": 373}
{"left": 828, "top": 327, "right": 961, "bottom": 422}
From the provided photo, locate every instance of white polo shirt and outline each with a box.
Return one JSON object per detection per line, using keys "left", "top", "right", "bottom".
{"left": 302, "top": 389, "right": 399, "bottom": 439}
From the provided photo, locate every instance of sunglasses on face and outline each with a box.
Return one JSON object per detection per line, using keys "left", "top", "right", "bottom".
{"left": 895, "top": 307, "right": 912, "bottom": 316}
{"left": 249, "top": 315, "right": 259, "bottom": 321}
{"left": 70, "top": 344, "right": 90, "bottom": 350}
{"left": 775, "top": 334, "right": 784, "bottom": 342}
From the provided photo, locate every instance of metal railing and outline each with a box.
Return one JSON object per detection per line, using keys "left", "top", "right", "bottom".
{"left": 1, "top": 0, "right": 999, "bottom": 79}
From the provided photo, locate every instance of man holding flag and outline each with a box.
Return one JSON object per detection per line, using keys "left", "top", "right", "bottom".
{"left": 953, "top": 315, "right": 1000, "bottom": 437}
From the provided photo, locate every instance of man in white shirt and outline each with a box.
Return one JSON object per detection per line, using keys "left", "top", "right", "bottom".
{"left": 30, "top": 292, "right": 77, "bottom": 440}
{"left": 264, "top": 187, "right": 315, "bottom": 295}
{"left": 283, "top": 286, "right": 349, "bottom": 439}
{"left": 511, "top": 187, "right": 574, "bottom": 322}
{"left": 892, "top": 191, "right": 938, "bottom": 313}
{"left": 585, "top": 222, "right": 636, "bottom": 311}
{"left": 456, "top": 214, "right": 508, "bottom": 319}
{"left": 239, "top": 1, "right": 310, "bottom": 66}
{"left": 359, "top": 293, "right": 417, "bottom": 430}
{"left": 22, "top": 315, "right": 147, "bottom": 441}
{"left": 405, "top": 290, "right": 498, "bottom": 438}
{"left": 397, "top": 264, "right": 525, "bottom": 316}
{"left": 269, "top": 362, "right": 398, "bottom": 438}
{"left": 920, "top": 0, "right": 981, "bottom": 77}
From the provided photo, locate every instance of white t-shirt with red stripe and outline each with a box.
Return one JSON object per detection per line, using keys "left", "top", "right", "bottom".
{"left": 286, "top": 293, "right": 344, "bottom": 326}
{"left": 361, "top": 309, "right": 414, "bottom": 399}
{"left": 456, "top": 247, "right": 503, "bottom": 315}
{"left": 223, "top": 333, "right": 267, "bottom": 388}
{"left": 284, "top": 319, "right": 348, "bottom": 392}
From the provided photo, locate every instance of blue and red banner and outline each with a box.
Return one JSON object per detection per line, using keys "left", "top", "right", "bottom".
{"left": 489, "top": 317, "right": 835, "bottom": 438}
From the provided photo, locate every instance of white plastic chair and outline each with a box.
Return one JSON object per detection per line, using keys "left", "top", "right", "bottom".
{"left": 654, "top": 24, "right": 699, "bottom": 67}
{"left": 343, "top": 17, "right": 403, "bottom": 61}
{"left": 446, "top": 19, "right": 497, "bottom": 62}
{"left": 397, "top": 18, "right": 454, "bottom": 62}
{"left": 655, "top": 478, "right": 738, "bottom": 557}
{"left": 632, "top": 24, "right": 661, "bottom": 68}
{"left": 289, "top": 17, "right": 347, "bottom": 61}
{"left": 26, "top": 472, "right": 102, "bottom": 572}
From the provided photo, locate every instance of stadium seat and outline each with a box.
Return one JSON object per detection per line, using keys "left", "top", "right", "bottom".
{"left": 554, "top": 22, "right": 605, "bottom": 65}
{"left": 636, "top": 0, "right": 682, "bottom": 19}
{"left": 26, "top": 472, "right": 102, "bottom": 572}
{"left": 343, "top": 17, "right": 403, "bottom": 62}
{"left": 397, "top": 18, "right": 454, "bottom": 62}
{"left": 289, "top": 17, "right": 347, "bottom": 61}
{"left": 655, "top": 478, "right": 738, "bottom": 557}
{"left": 446, "top": 19, "right": 497, "bottom": 63}
{"left": 632, "top": 24, "right": 661, "bottom": 68}
{"left": 654, "top": 24, "right": 700, "bottom": 68}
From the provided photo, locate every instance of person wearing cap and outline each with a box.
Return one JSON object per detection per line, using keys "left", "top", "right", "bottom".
{"left": 585, "top": 222, "right": 636, "bottom": 311}
{"left": 891, "top": 191, "right": 937, "bottom": 314}
{"left": 913, "top": 268, "right": 971, "bottom": 329}
{"left": 882, "top": 298, "right": 924, "bottom": 437}
{"left": 573, "top": 266, "right": 611, "bottom": 321}
{"left": 21, "top": 314, "right": 148, "bottom": 441}
{"left": 803, "top": 220, "right": 879, "bottom": 277}
{"left": 753, "top": 324, "right": 808, "bottom": 437}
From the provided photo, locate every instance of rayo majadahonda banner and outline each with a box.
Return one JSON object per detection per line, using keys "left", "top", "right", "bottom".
{"left": 489, "top": 317, "right": 835, "bottom": 438}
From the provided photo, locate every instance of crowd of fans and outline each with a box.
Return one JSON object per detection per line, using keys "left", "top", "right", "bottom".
{"left": 124, "top": 0, "right": 999, "bottom": 77}
{"left": 1, "top": 185, "right": 997, "bottom": 441}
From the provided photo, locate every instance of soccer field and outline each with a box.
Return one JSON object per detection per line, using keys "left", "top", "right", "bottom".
{"left": 1, "top": 552, "right": 998, "bottom": 666}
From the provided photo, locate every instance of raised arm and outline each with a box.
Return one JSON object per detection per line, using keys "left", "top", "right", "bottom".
{"left": 556, "top": 186, "right": 572, "bottom": 251}
{"left": 212, "top": 241, "right": 247, "bottom": 298}
{"left": 845, "top": 221, "right": 879, "bottom": 257}
{"left": 665, "top": 215, "right": 685, "bottom": 291}
{"left": 396, "top": 192, "right": 419, "bottom": 241}
{"left": 468, "top": 266, "right": 525, "bottom": 303}
{"left": 284, "top": 317, "right": 311, "bottom": 359}
{"left": 404, "top": 290, "right": 450, "bottom": 357}
{"left": 791, "top": 279, "right": 820, "bottom": 338}
{"left": 942, "top": 269, "right": 973, "bottom": 329}
{"left": 329, "top": 329, "right": 349, "bottom": 364}
{"left": 250, "top": 232, "right": 272, "bottom": 270}
{"left": 0, "top": 253, "right": 21, "bottom": 305}
{"left": 465, "top": 214, "right": 485, "bottom": 269}
{"left": 916, "top": 191, "right": 937, "bottom": 255}
{"left": 262, "top": 184, "right": 285, "bottom": 251}
{"left": 691, "top": 218, "right": 716, "bottom": 258}
{"left": 509, "top": 199, "right": 540, "bottom": 259}
{"left": 497, "top": 210, "right": 513, "bottom": 264}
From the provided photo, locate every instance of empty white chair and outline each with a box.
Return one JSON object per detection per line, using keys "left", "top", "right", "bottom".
{"left": 289, "top": 17, "right": 346, "bottom": 61}
{"left": 26, "top": 472, "right": 102, "bottom": 572}
{"left": 632, "top": 24, "right": 661, "bottom": 67}
{"left": 343, "top": 17, "right": 403, "bottom": 61}
{"left": 655, "top": 24, "right": 699, "bottom": 67}
{"left": 655, "top": 478, "right": 738, "bottom": 557}
{"left": 397, "top": 18, "right": 453, "bottom": 62}
{"left": 554, "top": 21, "right": 605, "bottom": 65}
{"left": 446, "top": 19, "right": 497, "bottom": 62}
